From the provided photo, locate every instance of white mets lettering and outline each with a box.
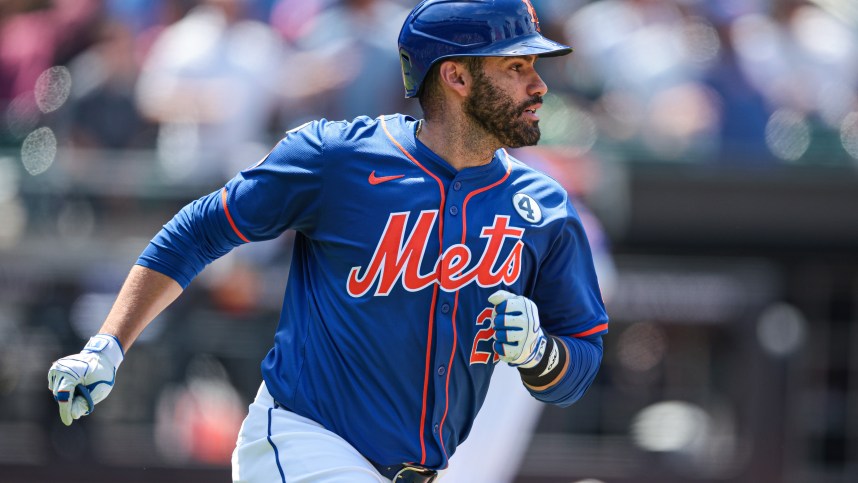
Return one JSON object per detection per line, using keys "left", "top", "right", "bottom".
{"left": 347, "top": 211, "right": 525, "bottom": 297}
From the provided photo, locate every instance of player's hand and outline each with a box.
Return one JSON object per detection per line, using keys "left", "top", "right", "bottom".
{"left": 488, "top": 290, "right": 547, "bottom": 368}
{"left": 47, "top": 334, "right": 124, "bottom": 426}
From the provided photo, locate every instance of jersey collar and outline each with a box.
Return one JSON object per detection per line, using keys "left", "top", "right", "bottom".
{"left": 387, "top": 115, "right": 509, "bottom": 183}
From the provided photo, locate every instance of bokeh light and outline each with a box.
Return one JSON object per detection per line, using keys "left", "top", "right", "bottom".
{"left": 20, "top": 127, "right": 57, "bottom": 175}
{"left": 756, "top": 302, "right": 807, "bottom": 357}
{"left": 540, "top": 94, "right": 598, "bottom": 155}
{"left": 681, "top": 17, "right": 721, "bottom": 65}
{"left": 631, "top": 400, "right": 710, "bottom": 452}
{"left": 765, "top": 109, "right": 811, "bottom": 162}
{"left": 5, "top": 95, "right": 40, "bottom": 139}
{"left": 791, "top": 5, "right": 852, "bottom": 63}
{"left": 731, "top": 13, "right": 780, "bottom": 64}
{"left": 644, "top": 83, "right": 719, "bottom": 160}
{"left": 841, "top": 111, "right": 858, "bottom": 161}
{"left": 34, "top": 66, "right": 72, "bottom": 114}
{"left": 617, "top": 322, "right": 668, "bottom": 373}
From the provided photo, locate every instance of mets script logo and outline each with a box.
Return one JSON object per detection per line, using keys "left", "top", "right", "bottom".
{"left": 347, "top": 211, "right": 525, "bottom": 297}
{"left": 522, "top": 0, "right": 540, "bottom": 32}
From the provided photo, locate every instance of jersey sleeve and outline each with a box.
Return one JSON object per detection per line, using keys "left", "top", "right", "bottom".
{"left": 136, "top": 121, "right": 327, "bottom": 288}
{"left": 534, "top": 198, "right": 609, "bottom": 337}
{"left": 526, "top": 198, "right": 609, "bottom": 406}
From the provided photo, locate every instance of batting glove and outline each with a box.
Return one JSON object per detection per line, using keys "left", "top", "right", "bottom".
{"left": 488, "top": 290, "right": 547, "bottom": 368}
{"left": 47, "top": 334, "right": 124, "bottom": 426}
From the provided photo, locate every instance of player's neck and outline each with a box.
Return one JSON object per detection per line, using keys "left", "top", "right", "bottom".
{"left": 417, "top": 118, "right": 500, "bottom": 171}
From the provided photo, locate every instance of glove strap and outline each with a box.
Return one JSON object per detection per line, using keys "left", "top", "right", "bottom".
{"left": 83, "top": 334, "right": 125, "bottom": 367}
{"left": 518, "top": 336, "right": 567, "bottom": 388}
{"left": 511, "top": 332, "right": 547, "bottom": 369}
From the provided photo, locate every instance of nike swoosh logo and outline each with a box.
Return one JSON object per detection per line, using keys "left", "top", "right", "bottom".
{"left": 368, "top": 171, "right": 405, "bottom": 185}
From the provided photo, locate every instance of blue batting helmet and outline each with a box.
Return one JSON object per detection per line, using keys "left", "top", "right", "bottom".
{"left": 398, "top": 0, "right": 573, "bottom": 98}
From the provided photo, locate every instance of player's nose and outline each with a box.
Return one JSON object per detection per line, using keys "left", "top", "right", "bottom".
{"left": 528, "top": 71, "right": 548, "bottom": 98}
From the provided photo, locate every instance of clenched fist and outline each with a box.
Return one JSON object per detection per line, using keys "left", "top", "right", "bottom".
{"left": 47, "top": 334, "right": 124, "bottom": 425}
{"left": 488, "top": 290, "right": 547, "bottom": 368}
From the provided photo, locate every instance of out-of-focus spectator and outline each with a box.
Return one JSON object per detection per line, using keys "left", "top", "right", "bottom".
{"left": 701, "top": 3, "right": 774, "bottom": 164}
{"left": 135, "top": 0, "right": 286, "bottom": 181}
{"left": 729, "top": 1, "right": 858, "bottom": 124}
{"left": 724, "top": 1, "right": 858, "bottom": 163}
{"left": 155, "top": 354, "right": 245, "bottom": 465}
{"left": 106, "top": 0, "right": 197, "bottom": 61}
{"left": 268, "top": 0, "right": 323, "bottom": 44}
{"left": 279, "top": 0, "right": 413, "bottom": 126}
{"left": 67, "top": 21, "right": 156, "bottom": 150}
{"left": 564, "top": 0, "right": 722, "bottom": 161}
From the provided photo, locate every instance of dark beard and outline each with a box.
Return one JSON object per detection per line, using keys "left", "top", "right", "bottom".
{"left": 463, "top": 68, "right": 542, "bottom": 148}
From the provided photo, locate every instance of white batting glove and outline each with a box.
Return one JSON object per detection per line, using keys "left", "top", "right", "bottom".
{"left": 488, "top": 290, "right": 547, "bottom": 368}
{"left": 47, "top": 334, "right": 124, "bottom": 426}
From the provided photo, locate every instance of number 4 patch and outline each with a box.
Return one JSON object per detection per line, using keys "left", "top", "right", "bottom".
{"left": 513, "top": 193, "right": 542, "bottom": 223}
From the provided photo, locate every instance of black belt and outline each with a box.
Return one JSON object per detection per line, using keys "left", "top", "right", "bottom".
{"left": 371, "top": 462, "right": 438, "bottom": 482}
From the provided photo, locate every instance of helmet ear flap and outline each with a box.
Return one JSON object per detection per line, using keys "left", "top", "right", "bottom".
{"left": 399, "top": 50, "right": 417, "bottom": 97}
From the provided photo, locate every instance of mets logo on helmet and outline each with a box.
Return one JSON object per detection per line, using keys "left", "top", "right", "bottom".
{"left": 522, "top": 0, "right": 540, "bottom": 32}
{"left": 346, "top": 210, "right": 525, "bottom": 297}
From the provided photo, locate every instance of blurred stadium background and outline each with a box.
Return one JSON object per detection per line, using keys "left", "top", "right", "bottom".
{"left": 2, "top": 0, "right": 858, "bottom": 481}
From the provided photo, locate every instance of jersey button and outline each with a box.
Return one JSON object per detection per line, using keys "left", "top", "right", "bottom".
{"left": 433, "top": 423, "right": 439, "bottom": 434}
{"left": 453, "top": 181, "right": 462, "bottom": 191}
{"left": 437, "top": 365, "right": 446, "bottom": 376}
{"left": 441, "top": 303, "right": 450, "bottom": 314}
{"left": 449, "top": 205, "right": 458, "bottom": 216}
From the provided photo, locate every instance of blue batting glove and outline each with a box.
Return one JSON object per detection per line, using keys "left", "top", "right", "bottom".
{"left": 47, "top": 334, "right": 124, "bottom": 426}
{"left": 488, "top": 290, "right": 547, "bottom": 368}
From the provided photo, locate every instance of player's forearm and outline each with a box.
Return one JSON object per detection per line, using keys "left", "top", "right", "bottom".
{"left": 98, "top": 265, "right": 183, "bottom": 351}
{"left": 520, "top": 335, "right": 603, "bottom": 407}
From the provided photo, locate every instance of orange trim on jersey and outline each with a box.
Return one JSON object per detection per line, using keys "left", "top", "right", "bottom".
{"left": 461, "top": 150, "right": 513, "bottom": 227}
{"left": 439, "top": 293, "right": 460, "bottom": 462}
{"left": 380, "top": 116, "right": 446, "bottom": 466}
{"left": 221, "top": 188, "right": 250, "bottom": 243}
{"left": 571, "top": 323, "right": 609, "bottom": 338}
{"left": 438, "top": 149, "right": 512, "bottom": 462}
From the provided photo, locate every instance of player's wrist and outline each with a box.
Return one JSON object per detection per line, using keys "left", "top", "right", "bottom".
{"left": 517, "top": 336, "right": 567, "bottom": 388}
{"left": 83, "top": 334, "right": 125, "bottom": 367}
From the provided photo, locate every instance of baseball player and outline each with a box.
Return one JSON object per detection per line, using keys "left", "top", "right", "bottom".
{"left": 47, "top": 1, "right": 608, "bottom": 482}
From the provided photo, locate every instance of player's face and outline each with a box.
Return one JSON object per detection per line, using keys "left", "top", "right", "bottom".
{"left": 463, "top": 56, "right": 547, "bottom": 148}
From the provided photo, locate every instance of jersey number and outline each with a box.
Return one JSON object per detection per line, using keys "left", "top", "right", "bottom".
{"left": 517, "top": 197, "right": 535, "bottom": 221}
{"left": 513, "top": 193, "right": 541, "bottom": 223}
{"left": 470, "top": 307, "right": 500, "bottom": 365}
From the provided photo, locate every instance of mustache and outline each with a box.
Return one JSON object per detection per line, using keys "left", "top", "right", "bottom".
{"left": 517, "top": 95, "right": 543, "bottom": 112}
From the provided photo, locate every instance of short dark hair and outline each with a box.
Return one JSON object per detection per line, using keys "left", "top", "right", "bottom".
{"left": 417, "top": 56, "right": 484, "bottom": 121}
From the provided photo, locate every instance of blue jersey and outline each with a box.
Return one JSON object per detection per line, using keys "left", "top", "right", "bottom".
{"left": 138, "top": 114, "right": 608, "bottom": 470}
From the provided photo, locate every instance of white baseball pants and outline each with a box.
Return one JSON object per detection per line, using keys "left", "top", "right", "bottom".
{"left": 231, "top": 381, "right": 387, "bottom": 483}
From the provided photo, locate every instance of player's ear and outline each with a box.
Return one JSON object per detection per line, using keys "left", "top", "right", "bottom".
{"left": 437, "top": 60, "right": 471, "bottom": 98}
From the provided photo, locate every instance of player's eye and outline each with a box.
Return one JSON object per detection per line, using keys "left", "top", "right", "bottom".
{"left": 511, "top": 64, "right": 522, "bottom": 72}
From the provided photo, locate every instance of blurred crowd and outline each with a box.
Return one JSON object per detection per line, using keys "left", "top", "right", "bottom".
{"left": 2, "top": 0, "right": 858, "bottom": 180}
